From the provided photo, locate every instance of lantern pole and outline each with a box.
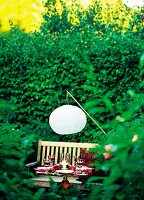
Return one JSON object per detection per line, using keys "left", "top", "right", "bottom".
{"left": 67, "top": 91, "right": 106, "bottom": 135}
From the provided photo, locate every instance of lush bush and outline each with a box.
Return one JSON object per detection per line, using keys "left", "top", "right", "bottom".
{"left": 0, "top": 100, "right": 36, "bottom": 199}
{"left": 0, "top": 23, "right": 143, "bottom": 142}
{"left": 88, "top": 93, "right": 144, "bottom": 200}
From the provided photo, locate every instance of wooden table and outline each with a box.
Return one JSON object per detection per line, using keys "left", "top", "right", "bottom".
{"left": 31, "top": 175, "right": 83, "bottom": 189}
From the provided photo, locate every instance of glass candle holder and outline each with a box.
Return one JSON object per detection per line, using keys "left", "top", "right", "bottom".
{"left": 66, "top": 153, "right": 70, "bottom": 166}
{"left": 76, "top": 158, "right": 84, "bottom": 168}
{"left": 43, "top": 159, "right": 51, "bottom": 166}
{"left": 48, "top": 155, "right": 54, "bottom": 164}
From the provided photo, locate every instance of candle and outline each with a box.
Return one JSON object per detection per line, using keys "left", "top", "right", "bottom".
{"left": 62, "top": 159, "right": 67, "bottom": 170}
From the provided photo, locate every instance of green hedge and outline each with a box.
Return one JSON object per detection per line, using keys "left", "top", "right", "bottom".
{"left": 0, "top": 11, "right": 143, "bottom": 142}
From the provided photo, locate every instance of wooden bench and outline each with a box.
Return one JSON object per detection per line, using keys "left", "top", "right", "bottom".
{"left": 26, "top": 140, "right": 97, "bottom": 167}
{"left": 26, "top": 140, "right": 97, "bottom": 188}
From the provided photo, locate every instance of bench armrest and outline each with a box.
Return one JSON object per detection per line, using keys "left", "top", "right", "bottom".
{"left": 25, "top": 161, "right": 39, "bottom": 168}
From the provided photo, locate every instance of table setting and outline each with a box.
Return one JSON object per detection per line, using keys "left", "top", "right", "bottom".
{"left": 33, "top": 154, "right": 94, "bottom": 179}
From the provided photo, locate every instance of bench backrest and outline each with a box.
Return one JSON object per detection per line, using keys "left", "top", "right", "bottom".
{"left": 37, "top": 140, "right": 97, "bottom": 166}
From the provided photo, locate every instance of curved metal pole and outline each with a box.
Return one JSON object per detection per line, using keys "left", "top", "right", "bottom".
{"left": 67, "top": 91, "right": 106, "bottom": 135}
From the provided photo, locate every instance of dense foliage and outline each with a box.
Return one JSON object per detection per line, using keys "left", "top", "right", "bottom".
{"left": 0, "top": 12, "right": 143, "bottom": 142}
{"left": 0, "top": 0, "right": 144, "bottom": 199}
{"left": 88, "top": 93, "right": 144, "bottom": 200}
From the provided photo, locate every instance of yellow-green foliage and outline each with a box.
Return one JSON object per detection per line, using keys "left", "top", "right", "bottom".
{"left": 0, "top": 0, "right": 45, "bottom": 32}
{"left": 0, "top": 0, "right": 141, "bottom": 33}
{"left": 44, "top": 0, "right": 135, "bottom": 30}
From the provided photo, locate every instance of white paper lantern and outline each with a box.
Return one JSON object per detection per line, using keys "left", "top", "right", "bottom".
{"left": 49, "top": 105, "right": 87, "bottom": 135}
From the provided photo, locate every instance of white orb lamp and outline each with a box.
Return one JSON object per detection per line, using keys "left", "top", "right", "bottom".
{"left": 49, "top": 105, "right": 87, "bottom": 135}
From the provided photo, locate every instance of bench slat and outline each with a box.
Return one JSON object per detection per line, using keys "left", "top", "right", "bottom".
{"left": 60, "top": 146, "right": 62, "bottom": 154}
{"left": 51, "top": 146, "right": 54, "bottom": 157}
{"left": 72, "top": 147, "right": 76, "bottom": 165}
{"left": 42, "top": 146, "right": 46, "bottom": 165}
{"left": 64, "top": 147, "right": 67, "bottom": 155}
{"left": 55, "top": 147, "right": 58, "bottom": 164}
{"left": 68, "top": 147, "right": 71, "bottom": 163}
{"left": 77, "top": 148, "right": 81, "bottom": 158}
{"left": 46, "top": 146, "right": 50, "bottom": 160}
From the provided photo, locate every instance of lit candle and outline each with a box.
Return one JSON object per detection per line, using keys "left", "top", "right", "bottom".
{"left": 62, "top": 159, "right": 67, "bottom": 170}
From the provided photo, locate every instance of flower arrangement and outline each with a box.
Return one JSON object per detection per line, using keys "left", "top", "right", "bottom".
{"left": 78, "top": 148, "right": 96, "bottom": 166}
